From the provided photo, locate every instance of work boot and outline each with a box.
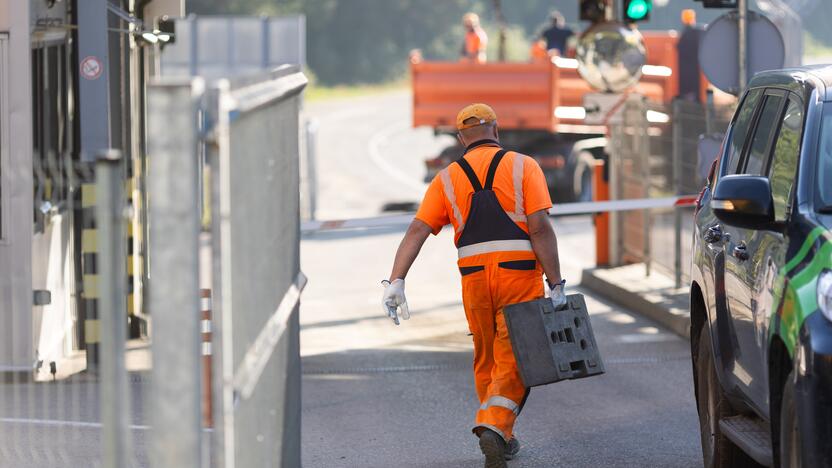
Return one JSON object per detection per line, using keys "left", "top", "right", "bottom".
{"left": 478, "top": 429, "right": 508, "bottom": 468}
{"left": 504, "top": 437, "right": 520, "bottom": 460}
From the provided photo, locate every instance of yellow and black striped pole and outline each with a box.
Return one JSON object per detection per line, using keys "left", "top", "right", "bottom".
{"left": 126, "top": 175, "right": 140, "bottom": 338}
{"left": 81, "top": 177, "right": 100, "bottom": 370}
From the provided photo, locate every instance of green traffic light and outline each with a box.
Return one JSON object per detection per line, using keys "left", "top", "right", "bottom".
{"left": 626, "top": 0, "right": 651, "bottom": 20}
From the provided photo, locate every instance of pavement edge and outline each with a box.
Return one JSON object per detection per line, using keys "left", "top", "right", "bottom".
{"left": 580, "top": 268, "right": 691, "bottom": 340}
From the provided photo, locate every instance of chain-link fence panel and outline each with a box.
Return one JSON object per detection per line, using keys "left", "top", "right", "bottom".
{"left": 610, "top": 97, "right": 651, "bottom": 266}
{"left": 649, "top": 99, "right": 734, "bottom": 285}
{"left": 608, "top": 95, "right": 736, "bottom": 285}
{"left": 207, "top": 66, "right": 307, "bottom": 468}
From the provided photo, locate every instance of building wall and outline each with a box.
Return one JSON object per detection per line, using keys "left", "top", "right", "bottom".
{"left": 0, "top": 0, "right": 34, "bottom": 370}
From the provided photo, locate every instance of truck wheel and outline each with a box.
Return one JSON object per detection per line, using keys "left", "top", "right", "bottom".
{"left": 697, "top": 323, "right": 756, "bottom": 467}
{"left": 779, "top": 370, "right": 801, "bottom": 468}
{"left": 572, "top": 151, "right": 595, "bottom": 202}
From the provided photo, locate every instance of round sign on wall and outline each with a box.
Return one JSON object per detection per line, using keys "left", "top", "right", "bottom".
{"left": 699, "top": 11, "right": 785, "bottom": 95}
{"left": 80, "top": 56, "right": 103, "bottom": 81}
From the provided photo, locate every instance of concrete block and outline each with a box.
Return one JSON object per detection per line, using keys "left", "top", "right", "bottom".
{"left": 504, "top": 294, "right": 605, "bottom": 388}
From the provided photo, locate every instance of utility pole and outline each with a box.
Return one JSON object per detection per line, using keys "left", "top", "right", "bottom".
{"left": 738, "top": 0, "right": 748, "bottom": 94}
{"left": 492, "top": 0, "right": 507, "bottom": 61}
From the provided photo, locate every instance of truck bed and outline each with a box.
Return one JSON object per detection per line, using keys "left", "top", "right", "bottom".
{"left": 411, "top": 31, "right": 681, "bottom": 134}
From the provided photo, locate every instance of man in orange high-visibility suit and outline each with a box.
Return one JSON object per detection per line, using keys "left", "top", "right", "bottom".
{"left": 382, "top": 103, "right": 566, "bottom": 468}
{"left": 461, "top": 12, "right": 488, "bottom": 63}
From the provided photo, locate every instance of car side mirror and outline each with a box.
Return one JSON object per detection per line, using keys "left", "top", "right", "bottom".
{"left": 712, "top": 175, "right": 775, "bottom": 230}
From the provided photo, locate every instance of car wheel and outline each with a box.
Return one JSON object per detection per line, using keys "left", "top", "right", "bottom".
{"left": 780, "top": 370, "right": 801, "bottom": 468}
{"left": 696, "top": 323, "right": 757, "bottom": 467}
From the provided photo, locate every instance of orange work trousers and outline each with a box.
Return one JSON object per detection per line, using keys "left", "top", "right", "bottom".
{"left": 460, "top": 254, "right": 544, "bottom": 441}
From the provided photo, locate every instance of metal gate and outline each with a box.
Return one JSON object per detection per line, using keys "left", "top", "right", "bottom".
{"left": 147, "top": 65, "right": 308, "bottom": 467}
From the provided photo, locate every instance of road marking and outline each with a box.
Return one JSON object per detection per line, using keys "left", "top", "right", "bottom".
{"left": 0, "top": 417, "right": 215, "bottom": 432}
{"left": 615, "top": 333, "right": 679, "bottom": 343}
{"left": 367, "top": 121, "right": 428, "bottom": 196}
{"left": 1, "top": 417, "right": 149, "bottom": 431}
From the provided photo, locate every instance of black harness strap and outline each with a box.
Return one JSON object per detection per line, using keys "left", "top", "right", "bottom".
{"left": 456, "top": 157, "right": 483, "bottom": 192}
{"left": 456, "top": 148, "right": 508, "bottom": 192}
{"left": 484, "top": 150, "right": 508, "bottom": 190}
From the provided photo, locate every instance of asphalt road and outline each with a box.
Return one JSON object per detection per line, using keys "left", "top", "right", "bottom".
{"left": 301, "top": 91, "right": 703, "bottom": 468}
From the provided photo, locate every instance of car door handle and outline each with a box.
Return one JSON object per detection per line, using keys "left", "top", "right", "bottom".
{"left": 703, "top": 225, "right": 723, "bottom": 243}
{"left": 733, "top": 243, "right": 749, "bottom": 261}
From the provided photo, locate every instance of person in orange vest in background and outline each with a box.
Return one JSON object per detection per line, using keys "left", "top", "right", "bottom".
{"left": 382, "top": 103, "right": 566, "bottom": 468}
{"left": 461, "top": 12, "right": 488, "bottom": 63}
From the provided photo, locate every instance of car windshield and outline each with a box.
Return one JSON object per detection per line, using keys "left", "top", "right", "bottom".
{"left": 819, "top": 104, "right": 832, "bottom": 209}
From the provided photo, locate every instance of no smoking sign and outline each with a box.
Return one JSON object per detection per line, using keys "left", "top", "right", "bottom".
{"left": 80, "top": 56, "right": 103, "bottom": 80}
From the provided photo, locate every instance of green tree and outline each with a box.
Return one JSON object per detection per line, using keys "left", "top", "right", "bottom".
{"left": 186, "top": 0, "right": 832, "bottom": 85}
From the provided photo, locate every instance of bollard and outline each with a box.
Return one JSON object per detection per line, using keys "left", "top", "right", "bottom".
{"left": 593, "top": 160, "right": 610, "bottom": 266}
{"left": 201, "top": 289, "right": 213, "bottom": 428}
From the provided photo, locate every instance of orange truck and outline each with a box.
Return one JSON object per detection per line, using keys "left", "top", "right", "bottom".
{"left": 412, "top": 31, "right": 686, "bottom": 202}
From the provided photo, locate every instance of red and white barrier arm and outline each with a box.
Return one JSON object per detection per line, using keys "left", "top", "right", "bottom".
{"left": 301, "top": 195, "right": 699, "bottom": 234}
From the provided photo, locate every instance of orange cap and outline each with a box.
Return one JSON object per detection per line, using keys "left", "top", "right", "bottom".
{"left": 681, "top": 9, "right": 696, "bottom": 26}
{"left": 456, "top": 103, "right": 497, "bottom": 130}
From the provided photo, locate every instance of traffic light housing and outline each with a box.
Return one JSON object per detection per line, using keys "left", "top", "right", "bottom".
{"left": 580, "top": 0, "right": 607, "bottom": 23}
{"left": 623, "top": 0, "right": 652, "bottom": 23}
{"left": 699, "top": 0, "right": 738, "bottom": 7}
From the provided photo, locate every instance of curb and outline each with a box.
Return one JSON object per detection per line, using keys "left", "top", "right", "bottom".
{"left": 581, "top": 268, "right": 691, "bottom": 339}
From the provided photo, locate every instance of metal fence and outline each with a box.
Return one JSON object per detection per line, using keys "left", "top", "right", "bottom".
{"left": 608, "top": 95, "right": 734, "bottom": 286}
{"left": 0, "top": 66, "right": 307, "bottom": 467}
{"left": 159, "top": 15, "right": 306, "bottom": 80}
{"left": 149, "top": 65, "right": 308, "bottom": 467}
{"left": 0, "top": 154, "right": 150, "bottom": 468}
{"left": 206, "top": 66, "right": 307, "bottom": 468}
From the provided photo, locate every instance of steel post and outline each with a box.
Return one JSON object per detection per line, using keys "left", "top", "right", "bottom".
{"left": 306, "top": 119, "right": 318, "bottom": 221}
{"left": 672, "top": 100, "right": 683, "bottom": 289}
{"left": 640, "top": 107, "right": 651, "bottom": 277}
{"left": 77, "top": 0, "right": 111, "bottom": 161}
{"left": 96, "top": 149, "right": 130, "bottom": 466}
{"left": 738, "top": 0, "right": 748, "bottom": 94}
{"left": 609, "top": 129, "right": 620, "bottom": 266}
{"left": 148, "top": 80, "right": 203, "bottom": 468}
{"left": 705, "top": 89, "right": 715, "bottom": 135}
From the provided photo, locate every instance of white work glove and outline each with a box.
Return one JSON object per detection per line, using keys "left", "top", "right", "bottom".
{"left": 547, "top": 279, "right": 567, "bottom": 311}
{"left": 381, "top": 279, "right": 410, "bottom": 325}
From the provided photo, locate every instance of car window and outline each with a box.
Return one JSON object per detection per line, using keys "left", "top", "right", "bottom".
{"left": 724, "top": 88, "right": 763, "bottom": 175}
{"left": 742, "top": 94, "right": 784, "bottom": 176}
{"left": 768, "top": 97, "right": 803, "bottom": 221}
{"left": 818, "top": 105, "right": 832, "bottom": 209}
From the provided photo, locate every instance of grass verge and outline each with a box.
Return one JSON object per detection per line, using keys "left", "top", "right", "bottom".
{"left": 305, "top": 79, "right": 409, "bottom": 102}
